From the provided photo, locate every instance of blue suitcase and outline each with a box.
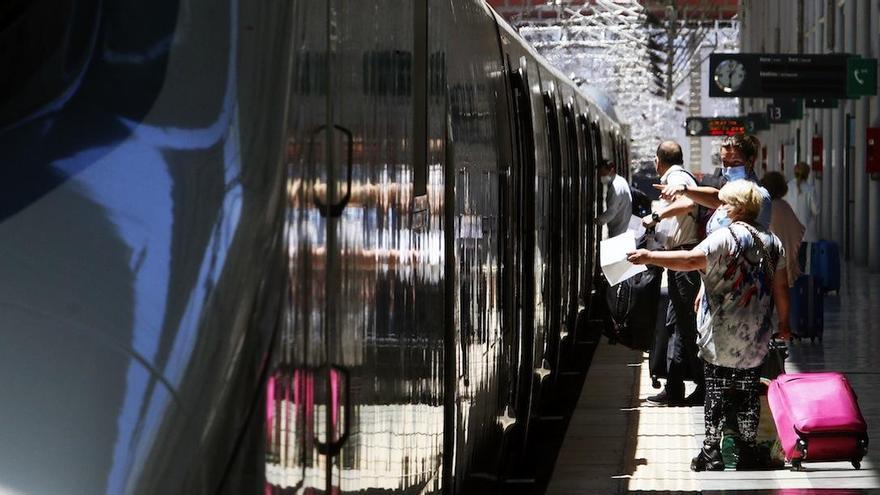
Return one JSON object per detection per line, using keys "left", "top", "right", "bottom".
{"left": 789, "top": 275, "right": 824, "bottom": 342}
{"left": 810, "top": 240, "right": 840, "bottom": 293}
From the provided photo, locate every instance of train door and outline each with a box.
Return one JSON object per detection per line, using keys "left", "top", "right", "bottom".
{"left": 541, "top": 88, "right": 563, "bottom": 395}
{"left": 504, "top": 58, "right": 538, "bottom": 457}
{"left": 561, "top": 103, "right": 579, "bottom": 349}
{"left": 270, "top": 2, "right": 446, "bottom": 494}
{"left": 576, "top": 115, "right": 595, "bottom": 317}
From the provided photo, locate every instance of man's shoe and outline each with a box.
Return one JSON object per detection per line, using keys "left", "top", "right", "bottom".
{"left": 646, "top": 388, "right": 685, "bottom": 405}
{"left": 691, "top": 443, "right": 725, "bottom": 472}
{"left": 646, "top": 389, "right": 668, "bottom": 404}
{"left": 684, "top": 387, "right": 705, "bottom": 406}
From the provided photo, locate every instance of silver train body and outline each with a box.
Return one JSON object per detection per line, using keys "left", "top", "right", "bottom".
{"left": 0, "top": 0, "right": 628, "bottom": 493}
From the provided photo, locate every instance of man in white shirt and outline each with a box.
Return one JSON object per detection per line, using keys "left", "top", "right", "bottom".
{"left": 642, "top": 141, "right": 704, "bottom": 406}
{"left": 595, "top": 159, "right": 632, "bottom": 238}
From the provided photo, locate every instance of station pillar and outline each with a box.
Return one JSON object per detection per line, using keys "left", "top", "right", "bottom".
{"left": 869, "top": 0, "right": 880, "bottom": 272}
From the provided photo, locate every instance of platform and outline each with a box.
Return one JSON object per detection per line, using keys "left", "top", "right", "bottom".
{"left": 548, "top": 262, "right": 880, "bottom": 494}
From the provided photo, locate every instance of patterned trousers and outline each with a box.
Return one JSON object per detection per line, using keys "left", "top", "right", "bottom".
{"left": 702, "top": 361, "right": 761, "bottom": 447}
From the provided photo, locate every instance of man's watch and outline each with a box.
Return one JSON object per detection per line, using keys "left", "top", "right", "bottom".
{"left": 651, "top": 212, "right": 661, "bottom": 223}
{"left": 682, "top": 184, "right": 689, "bottom": 193}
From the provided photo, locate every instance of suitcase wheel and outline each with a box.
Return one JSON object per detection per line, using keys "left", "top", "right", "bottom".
{"left": 853, "top": 460, "right": 861, "bottom": 470}
{"left": 651, "top": 377, "right": 661, "bottom": 389}
{"left": 791, "top": 459, "right": 804, "bottom": 471}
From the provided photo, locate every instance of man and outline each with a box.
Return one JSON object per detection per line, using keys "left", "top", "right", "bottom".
{"left": 656, "top": 135, "right": 772, "bottom": 234}
{"left": 595, "top": 159, "right": 632, "bottom": 238}
{"left": 642, "top": 141, "right": 704, "bottom": 406}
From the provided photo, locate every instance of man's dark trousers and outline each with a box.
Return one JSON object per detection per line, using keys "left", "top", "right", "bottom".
{"left": 665, "top": 267, "right": 704, "bottom": 399}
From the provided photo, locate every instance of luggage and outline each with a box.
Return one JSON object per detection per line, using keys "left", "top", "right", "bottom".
{"left": 604, "top": 265, "right": 662, "bottom": 351}
{"left": 767, "top": 372, "right": 869, "bottom": 470}
{"left": 648, "top": 286, "right": 671, "bottom": 388}
{"left": 810, "top": 239, "right": 840, "bottom": 293}
{"left": 789, "top": 275, "right": 824, "bottom": 342}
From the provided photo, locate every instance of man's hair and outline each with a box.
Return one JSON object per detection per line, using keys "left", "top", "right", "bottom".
{"left": 719, "top": 179, "right": 763, "bottom": 222}
{"left": 656, "top": 141, "right": 683, "bottom": 166}
{"left": 760, "top": 171, "right": 788, "bottom": 200}
{"left": 599, "top": 159, "right": 614, "bottom": 171}
{"left": 720, "top": 134, "right": 760, "bottom": 163}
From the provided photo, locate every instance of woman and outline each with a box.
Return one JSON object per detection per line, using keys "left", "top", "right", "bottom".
{"left": 784, "top": 162, "right": 820, "bottom": 243}
{"left": 761, "top": 171, "right": 804, "bottom": 287}
{"left": 628, "top": 180, "right": 791, "bottom": 471}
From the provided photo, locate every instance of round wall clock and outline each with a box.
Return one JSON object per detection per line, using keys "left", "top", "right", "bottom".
{"left": 713, "top": 59, "right": 746, "bottom": 93}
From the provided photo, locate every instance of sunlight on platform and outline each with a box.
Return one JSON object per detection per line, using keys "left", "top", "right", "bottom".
{"left": 549, "top": 263, "right": 880, "bottom": 493}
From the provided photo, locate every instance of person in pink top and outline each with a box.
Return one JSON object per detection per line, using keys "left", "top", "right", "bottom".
{"left": 761, "top": 172, "right": 805, "bottom": 287}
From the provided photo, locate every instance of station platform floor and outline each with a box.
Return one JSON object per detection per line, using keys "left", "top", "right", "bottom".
{"left": 547, "top": 261, "right": 880, "bottom": 494}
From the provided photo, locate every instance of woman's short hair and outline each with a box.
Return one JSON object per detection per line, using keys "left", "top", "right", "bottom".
{"left": 760, "top": 171, "right": 788, "bottom": 199}
{"left": 719, "top": 180, "right": 763, "bottom": 222}
{"left": 794, "top": 161, "right": 810, "bottom": 180}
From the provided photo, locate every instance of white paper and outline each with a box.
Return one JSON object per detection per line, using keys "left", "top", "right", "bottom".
{"left": 600, "top": 231, "right": 647, "bottom": 286}
{"left": 627, "top": 214, "right": 646, "bottom": 240}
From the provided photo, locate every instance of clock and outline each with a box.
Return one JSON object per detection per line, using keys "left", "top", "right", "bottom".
{"left": 713, "top": 59, "right": 746, "bottom": 94}
{"left": 686, "top": 118, "right": 704, "bottom": 136}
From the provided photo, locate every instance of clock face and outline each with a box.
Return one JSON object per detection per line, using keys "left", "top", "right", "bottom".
{"left": 714, "top": 59, "right": 746, "bottom": 93}
{"left": 687, "top": 119, "right": 704, "bottom": 136}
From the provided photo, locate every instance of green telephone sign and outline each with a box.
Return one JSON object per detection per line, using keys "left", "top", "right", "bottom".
{"left": 847, "top": 57, "right": 877, "bottom": 97}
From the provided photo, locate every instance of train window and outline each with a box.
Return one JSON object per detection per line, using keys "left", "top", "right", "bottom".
{"left": 591, "top": 122, "right": 603, "bottom": 168}
{"left": 412, "top": 0, "right": 428, "bottom": 196}
{"left": 0, "top": 0, "right": 99, "bottom": 128}
{"left": 577, "top": 114, "right": 593, "bottom": 168}
{"left": 509, "top": 68, "right": 536, "bottom": 184}
{"left": 562, "top": 104, "right": 578, "bottom": 179}
{"left": 542, "top": 91, "right": 562, "bottom": 183}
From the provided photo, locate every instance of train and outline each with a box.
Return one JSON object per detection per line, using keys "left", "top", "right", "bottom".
{"left": 0, "top": 0, "right": 628, "bottom": 493}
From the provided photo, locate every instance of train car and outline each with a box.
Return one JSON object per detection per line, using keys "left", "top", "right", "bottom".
{"left": 0, "top": 0, "right": 628, "bottom": 494}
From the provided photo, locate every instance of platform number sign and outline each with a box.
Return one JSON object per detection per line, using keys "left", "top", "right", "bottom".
{"left": 767, "top": 98, "right": 803, "bottom": 123}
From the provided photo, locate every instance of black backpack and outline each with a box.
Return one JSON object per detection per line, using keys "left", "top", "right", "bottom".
{"left": 604, "top": 265, "right": 663, "bottom": 351}
{"left": 630, "top": 186, "right": 652, "bottom": 217}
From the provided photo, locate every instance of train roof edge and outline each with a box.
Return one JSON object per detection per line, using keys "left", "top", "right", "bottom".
{"left": 484, "top": 1, "right": 628, "bottom": 137}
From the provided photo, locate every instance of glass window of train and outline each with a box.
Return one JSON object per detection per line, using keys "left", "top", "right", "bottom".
{"left": 542, "top": 91, "right": 561, "bottom": 178}
{"left": 577, "top": 114, "right": 593, "bottom": 168}
{"left": 412, "top": 0, "right": 428, "bottom": 197}
{"left": 591, "top": 122, "right": 603, "bottom": 166}
{"left": 1, "top": 1, "right": 104, "bottom": 128}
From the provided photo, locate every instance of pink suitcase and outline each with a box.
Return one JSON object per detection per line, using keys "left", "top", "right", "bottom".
{"left": 767, "top": 372, "right": 869, "bottom": 470}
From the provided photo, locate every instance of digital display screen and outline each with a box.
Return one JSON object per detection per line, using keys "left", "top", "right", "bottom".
{"left": 686, "top": 117, "right": 746, "bottom": 136}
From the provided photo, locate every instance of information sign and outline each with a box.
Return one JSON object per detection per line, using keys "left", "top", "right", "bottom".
{"left": 709, "top": 53, "right": 877, "bottom": 98}
{"left": 806, "top": 97, "right": 839, "bottom": 108}
{"left": 686, "top": 117, "right": 746, "bottom": 136}
{"left": 767, "top": 98, "right": 803, "bottom": 123}
{"left": 745, "top": 113, "right": 770, "bottom": 132}
{"left": 848, "top": 57, "right": 878, "bottom": 96}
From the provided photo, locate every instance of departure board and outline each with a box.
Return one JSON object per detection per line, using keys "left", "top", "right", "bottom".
{"left": 686, "top": 117, "right": 746, "bottom": 137}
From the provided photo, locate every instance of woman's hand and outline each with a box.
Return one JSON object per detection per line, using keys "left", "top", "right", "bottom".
{"left": 626, "top": 249, "right": 651, "bottom": 265}
{"left": 653, "top": 183, "right": 685, "bottom": 201}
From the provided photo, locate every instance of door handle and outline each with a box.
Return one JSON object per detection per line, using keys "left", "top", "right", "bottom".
{"left": 315, "top": 364, "right": 351, "bottom": 457}
{"left": 309, "top": 124, "right": 353, "bottom": 217}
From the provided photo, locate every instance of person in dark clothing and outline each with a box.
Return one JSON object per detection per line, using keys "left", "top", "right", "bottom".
{"left": 642, "top": 141, "right": 704, "bottom": 406}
